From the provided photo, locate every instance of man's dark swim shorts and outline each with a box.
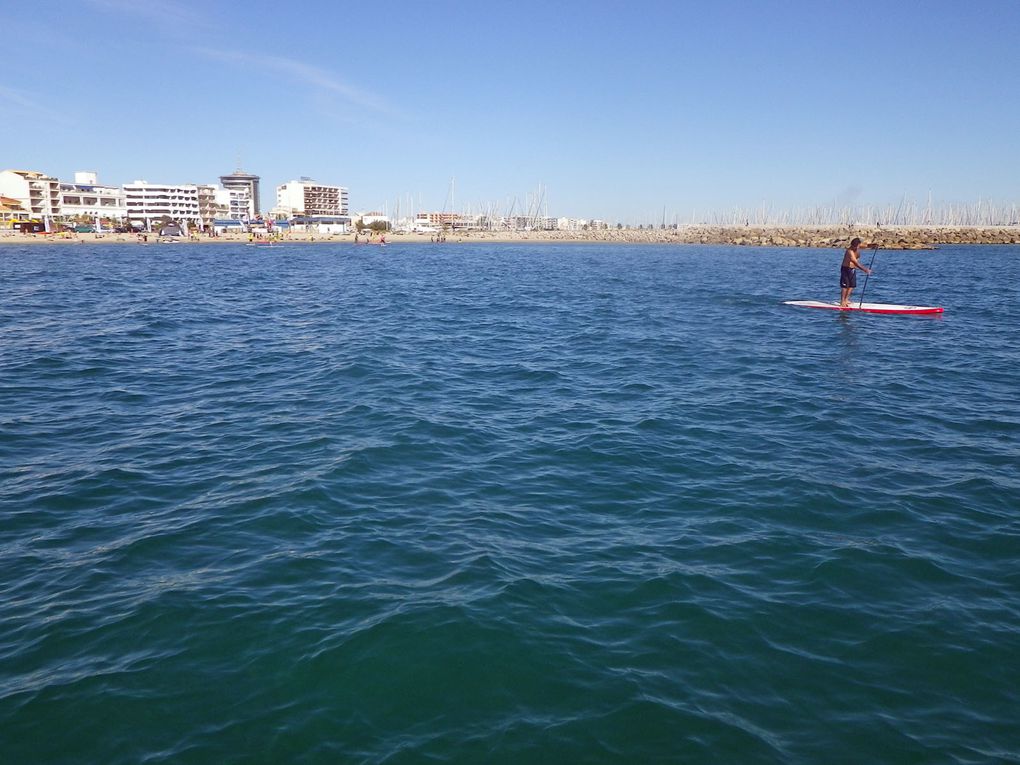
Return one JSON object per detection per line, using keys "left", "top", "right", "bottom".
{"left": 840, "top": 266, "right": 856, "bottom": 288}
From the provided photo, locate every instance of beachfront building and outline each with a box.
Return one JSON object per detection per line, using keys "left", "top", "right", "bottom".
{"left": 508, "top": 216, "right": 558, "bottom": 231}
{"left": 123, "top": 181, "right": 202, "bottom": 231}
{"left": 219, "top": 169, "right": 260, "bottom": 220}
{"left": 197, "top": 184, "right": 231, "bottom": 228}
{"left": 556, "top": 217, "right": 591, "bottom": 231}
{"left": 414, "top": 212, "right": 470, "bottom": 230}
{"left": 276, "top": 177, "right": 349, "bottom": 217}
{"left": 290, "top": 215, "right": 350, "bottom": 234}
{"left": 59, "top": 172, "right": 127, "bottom": 223}
{"left": 209, "top": 218, "right": 248, "bottom": 235}
{"left": 358, "top": 211, "right": 391, "bottom": 229}
{"left": 0, "top": 169, "right": 62, "bottom": 224}
{"left": 266, "top": 204, "right": 292, "bottom": 221}
{"left": 416, "top": 212, "right": 456, "bottom": 227}
{"left": 1, "top": 195, "right": 30, "bottom": 226}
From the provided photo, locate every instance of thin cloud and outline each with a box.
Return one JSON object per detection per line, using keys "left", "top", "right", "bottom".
{"left": 83, "top": 2, "right": 392, "bottom": 118}
{"left": 0, "top": 85, "right": 65, "bottom": 123}
{"left": 198, "top": 48, "right": 396, "bottom": 117}
{"left": 84, "top": 0, "right": 206, "bottom": 28}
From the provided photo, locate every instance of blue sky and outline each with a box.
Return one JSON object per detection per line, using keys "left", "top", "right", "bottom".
{"left": 3, "top": 0, "right": 1017, "bottom": 223}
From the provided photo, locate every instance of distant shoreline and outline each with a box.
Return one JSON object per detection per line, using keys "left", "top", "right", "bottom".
{"left": 1, "top": 224, "right": 1018, "bottom": 249}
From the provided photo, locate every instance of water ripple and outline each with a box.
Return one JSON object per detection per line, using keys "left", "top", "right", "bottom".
{"left": 1, "top": 243, "right": 1018, "bottom": 763}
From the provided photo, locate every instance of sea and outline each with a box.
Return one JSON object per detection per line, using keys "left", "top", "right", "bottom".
{"left": 1, "top": 241, "right": 1018, "bottom": 764}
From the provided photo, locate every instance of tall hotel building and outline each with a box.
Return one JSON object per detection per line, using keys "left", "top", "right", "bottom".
{"left": 276, "top": 177, "right": 349, "bottom": 216}
{"left": 123, "top": 181, "right": 202, "bottom": 230}
{"left": 219, "top": 169, "right": 260, "bottom": 220}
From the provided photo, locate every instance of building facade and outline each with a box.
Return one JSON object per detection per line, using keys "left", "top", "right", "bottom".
{"left": 0, "top": 169, "right": 62, "bottom": 222}
{"left": 415, "top": 212, "right": 462, "bottom": 227}
{"left": 123, "top": 181, "right": 202, "bottom": 231}
{"left": 359, "top": 211, "right": 390, "bottom": 227}
{"left": 219, "top": 169, "right": 260, "bottom": 220}
{"left": 1, "top": 195, "right": 30, "bottom": 225}
{"left": 276, "top": 177, "right": 349, "bottom": 217}
{"left": 59, "top": 171, "right": 127, "bottom": 222}
{"left": 197, "top": 185, "right": 231, "bottom": 228}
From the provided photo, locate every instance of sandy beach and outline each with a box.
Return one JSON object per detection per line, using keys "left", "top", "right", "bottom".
{"left": 1, "top": 224, "right": 1017, "bottom": 249}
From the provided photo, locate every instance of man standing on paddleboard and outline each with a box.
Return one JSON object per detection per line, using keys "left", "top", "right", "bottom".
{"left": 840, "top": 237, "right": 873, "bottom": 308}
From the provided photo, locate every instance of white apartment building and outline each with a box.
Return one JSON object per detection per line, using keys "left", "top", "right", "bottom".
{"left": 226, "top": 186, "right": 254, "bottom": 220}
{"left": 59, "top": 172, "right": 127, "bottom": 221}
{"left": 0, "top": 169, "right": 62, "bottom": 221}
{"left": 556, "top": 217, "right": 589, "bottom": 231}
{"left": 276, "top": 177, "right": 349, "bottom": 216}
{"left": 358, "top": 211, "right": 390, "bottom": 227}
{"left": 123, "top": 181, "right": 202, "bottom": 231}
{"left": 219, "top": 170, "right": 260, "bottom": 220}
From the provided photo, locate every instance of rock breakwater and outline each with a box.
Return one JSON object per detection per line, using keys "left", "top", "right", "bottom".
{"left": 498, "top": 225, "right": 1020, "bottom": 249}
{"left": 4, "top": 225, "right": 1018, "bottom": 249}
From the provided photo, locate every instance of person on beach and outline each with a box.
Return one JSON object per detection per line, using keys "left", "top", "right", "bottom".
{"left": 840, "top": 237, "right": 873, "bottom": 307}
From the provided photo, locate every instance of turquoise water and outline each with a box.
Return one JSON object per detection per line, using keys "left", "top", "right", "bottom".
{"left": 2, "top": 242, "right": 1018, "bottom": 764}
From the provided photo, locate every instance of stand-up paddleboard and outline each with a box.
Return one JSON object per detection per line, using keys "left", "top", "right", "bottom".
{"left": 784, "top": 300, "right": 943, "bottom": 315}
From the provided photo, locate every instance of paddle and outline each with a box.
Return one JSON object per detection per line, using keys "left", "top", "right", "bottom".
{"left": 858, "top": 245, "right": 879, "bottom": 308}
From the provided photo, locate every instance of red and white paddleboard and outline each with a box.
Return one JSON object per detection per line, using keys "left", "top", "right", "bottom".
{"left": 783, "top": 300, "right": 944, "bottom": 315}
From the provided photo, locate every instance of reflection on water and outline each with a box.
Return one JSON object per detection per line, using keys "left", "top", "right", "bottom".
{"left": 832, "top": 311, "right": 860, "bottom": 384}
